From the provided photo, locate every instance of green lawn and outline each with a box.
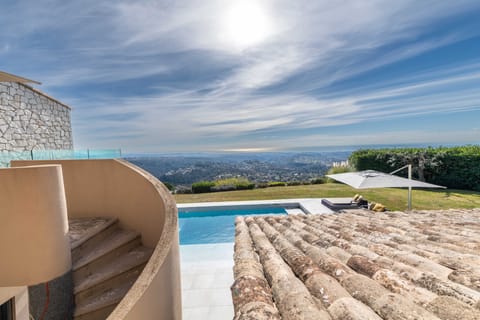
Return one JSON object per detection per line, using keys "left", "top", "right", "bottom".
{"left": 174, "top": 183, "right": 480, "bottom": 211}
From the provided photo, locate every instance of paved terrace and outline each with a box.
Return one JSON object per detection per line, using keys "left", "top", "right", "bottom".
{"left": 232, "top": 208, "right": 480, "bottom": 319}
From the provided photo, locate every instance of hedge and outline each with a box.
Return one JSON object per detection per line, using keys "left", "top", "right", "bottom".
{"left": 192, "top": 178, "right": 255, "bottom": 193}
{"left": 191, "top": 181, "right": 216, "bottom": 193}
{"left": 311, "top": 177, "right": 325, "bottom": 184}
{"left": 268, "top": 181, "right": 287, "bottom": 187}
{"left": 163, "top": 182, "right": 174, "bottom": 191}
{"left": 215, "top": 177, "right": 255, "bottom": 190}
{"left": 349, "top": 145, "right": 480, "bottom": 191}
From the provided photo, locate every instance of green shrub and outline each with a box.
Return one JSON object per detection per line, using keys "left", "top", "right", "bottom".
{"left": 191, "top": 181, "right": 215, "bottom": 193}
{"left": 211, "top": 184, "right": 236, "bottom": 192}
{"left": 349, "top": 145, "right": 480, "bottom": 191}
{"left": 215, "top": 177, "right": 243, "bottom": 186}
{"left": 287, "top": 181, "right": 302, "bottom": 186}
{"left": 236, "top": 183, "right": 256, "bottom": 190}
{"left": 268, "top": 181, "right": 287, "bottom": 187}
{"left": 311, "top": 177, "right": 325, "bottom": 184}
{"left": 214, "top": 177, "right": 255, "bottom": 190}
{"left": 256, "top": 182, "right": 269, "bottom": 188}
{"left": 163, "top": 182, "right": 174, "bottom": 191}
{"left": 175, "top": 187, "right": 192, "bottom": 194}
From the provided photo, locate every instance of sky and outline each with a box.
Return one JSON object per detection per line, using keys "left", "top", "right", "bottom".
{"left": 1, "top": 0, "right": 480, "bottom": 153}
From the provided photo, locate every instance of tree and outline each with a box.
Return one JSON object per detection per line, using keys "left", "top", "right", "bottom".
{"left": 386, "top": 150, "right": 443, "bottom": 182}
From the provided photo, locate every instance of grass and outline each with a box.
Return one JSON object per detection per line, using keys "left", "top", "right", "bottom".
{"left": 174, "top": 183, "right": 480, "bottom": 211}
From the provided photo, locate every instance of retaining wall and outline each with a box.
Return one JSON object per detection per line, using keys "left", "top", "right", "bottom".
{"left": 0, "top": 82, "right": 73, "bottom": 152}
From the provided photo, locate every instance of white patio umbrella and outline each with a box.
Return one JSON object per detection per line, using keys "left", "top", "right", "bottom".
{"left": 326, "top": 165, "right": 446, "bottom": 210}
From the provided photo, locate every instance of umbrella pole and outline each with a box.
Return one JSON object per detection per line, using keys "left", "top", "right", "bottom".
{"left": 390, "top": 164, "right": 413, "bottom": 211}
{"left": 407, "top": 164, "right": 412, "bottom": 211}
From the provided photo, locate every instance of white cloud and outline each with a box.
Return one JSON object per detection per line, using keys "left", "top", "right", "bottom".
{"left": 257, "top": 129, "right": 480, "bottom": 150}
{"left": 70, "top": 59, "right": 480, "bottom": 152}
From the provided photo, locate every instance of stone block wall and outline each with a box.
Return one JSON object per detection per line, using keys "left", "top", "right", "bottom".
{"left": 0, "top": 82, "right": 73, "bottom": 152}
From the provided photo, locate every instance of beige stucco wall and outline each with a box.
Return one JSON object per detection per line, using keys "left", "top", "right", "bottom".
{"left": 0, "top": 165, "right": 71, "bottom": 286}
{"left": 12, "top": 159, "right": 181, "bottom": 319}
{"left": 110, "top": 230, "right": 182, "bottom": 320}
{"left": 13, "top": 159, "right": 168, "bottom": 247}
{"left": 0, "top": 287, "right": 24, "bottom": 305}
{"left": 0, "top": 287, "right": 29, "bottom": 320}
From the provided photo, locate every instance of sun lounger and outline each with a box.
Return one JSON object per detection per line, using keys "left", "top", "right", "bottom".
{"left": 321, "top": 197, "right": 363, "bottom": 210}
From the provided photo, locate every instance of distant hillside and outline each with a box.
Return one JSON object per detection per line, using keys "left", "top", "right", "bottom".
{"left": 126, "top": 151, "right": 351, "bottom": 186}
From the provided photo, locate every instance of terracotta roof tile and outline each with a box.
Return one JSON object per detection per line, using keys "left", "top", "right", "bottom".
{"left": 231, "top": 209, "right": 480, "bottom": 320}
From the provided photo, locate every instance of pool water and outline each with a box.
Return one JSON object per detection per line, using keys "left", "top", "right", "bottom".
{"left": 178, "top": 207, "right": 287, "bottom": 245}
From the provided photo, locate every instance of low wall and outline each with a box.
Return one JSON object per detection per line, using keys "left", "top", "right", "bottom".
{"left": 0, "top": 165, "right": 71, "bottom": 286}
{"left": 12, "top": 159, "right": 181, "bottom": 320}
{"left": 0, "top": 287, "right": 29, "bottom": 320}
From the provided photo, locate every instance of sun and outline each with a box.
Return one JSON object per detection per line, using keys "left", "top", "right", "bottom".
{"left": 221, "top": 1, "right": 272, "bottom": 50}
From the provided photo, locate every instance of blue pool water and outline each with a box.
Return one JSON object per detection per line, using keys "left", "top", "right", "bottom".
{"left": 178, "top": 207, "right": 287, "bottom": 245}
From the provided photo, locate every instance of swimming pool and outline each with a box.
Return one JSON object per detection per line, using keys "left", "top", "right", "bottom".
{"left": 178, "top": 207, "right": 287, "bottom": 245}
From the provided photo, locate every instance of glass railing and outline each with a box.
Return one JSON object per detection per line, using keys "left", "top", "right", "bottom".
{"left": 0, "top": 149, "right": 122, "bottom": 167}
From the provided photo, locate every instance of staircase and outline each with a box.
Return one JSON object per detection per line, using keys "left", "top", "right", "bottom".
{"left": 68, "top": 218, "right": 153, "bottom": 320}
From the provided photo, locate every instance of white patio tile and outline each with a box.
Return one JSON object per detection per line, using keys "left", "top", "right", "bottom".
{"left": 209, "top": 306, "right": 235, "bottom": 320}
{"left": 182, "top": 307, "right": 210, "bottom": 320}
{"left": 180, "top": 242, "right": 235, "bottom": 317}
{"left": 211, "top": 272, "right": 234, "bottom": 289}
{"left": 210, "top": 288, "right": 234, "bottom": 306}
{"left": 182, "top": 289, "right": 213, "bottom": 308}
{"left": 191, "top": 273, "right": 216, "bottom": 289}
{"left": 181, "top": 273, "right": 195, "bottom": 290}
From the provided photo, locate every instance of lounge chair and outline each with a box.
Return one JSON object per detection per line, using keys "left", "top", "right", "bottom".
{"left": 321, "top": 197, "right": 363, "bottom": 210}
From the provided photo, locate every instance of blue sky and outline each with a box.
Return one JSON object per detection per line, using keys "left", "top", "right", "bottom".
{"left": 1, "top": 0, "right": 480, "bottom": 152}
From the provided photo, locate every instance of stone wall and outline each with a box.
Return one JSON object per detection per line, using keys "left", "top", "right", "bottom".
{"left": 0, "top": 82, "right": 73, "bottom": 152}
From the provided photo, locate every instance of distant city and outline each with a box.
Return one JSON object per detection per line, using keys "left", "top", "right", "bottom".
{"left": 127, "top": 151, "right": 351, "bottom": 188}
{"left": 125, "top": 143, "right": 460, "bottom": 188}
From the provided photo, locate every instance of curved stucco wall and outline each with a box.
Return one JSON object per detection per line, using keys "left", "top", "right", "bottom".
{"left": 0, "top": 165, "right": 71, "bottom": 286}
{"left": 107, "top": 160, "right": 181, "bottom": 320}
{"left": 11, "top": 159, "right": 181, "bottom": 320}
{"left": 13, "top": 159, "right": 172, "bottom": 247}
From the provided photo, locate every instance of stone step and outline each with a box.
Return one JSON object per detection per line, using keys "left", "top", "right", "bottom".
{"left": 75, "top": 262, "right": 146, "bottom": 308}
{"left": 73, "top": 228, "right": 141, "bottom": 272}
{"left": 68, "top": 218, "right": 149, "bottom": 320}
{"left": 74, "top": 246, "right": 152, "bottom": 303}
{"left": 70, "top": 217, "right": 121, "bottom": 271}
{"left": 74, "top": 304, "right": 116, "bottom": 320}
{"left": 73, "top": 277, "right": 136, "bottom": 320}
{"left": 69, "top": 217, "right": 118, "bottom": 252}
